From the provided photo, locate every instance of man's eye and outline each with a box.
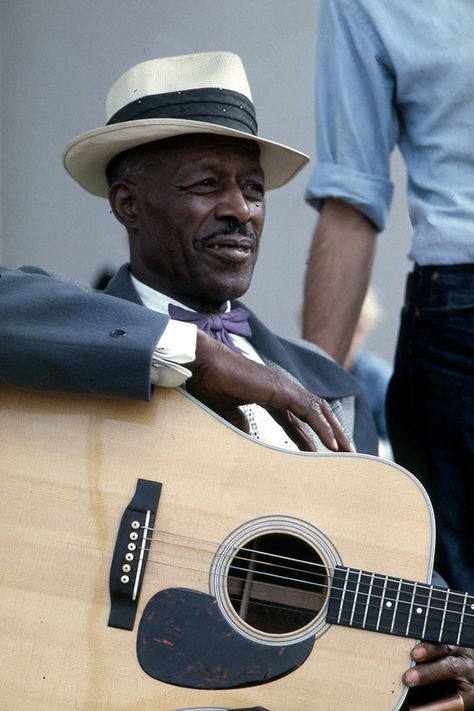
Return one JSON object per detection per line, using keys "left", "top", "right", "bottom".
{"left": 187, "top": 179, "right": 215, "bottom": 193}
{"left": 245, "top": 183, "right": 265, "bottom": 198}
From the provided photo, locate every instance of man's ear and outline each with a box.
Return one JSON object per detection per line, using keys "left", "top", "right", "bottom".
{"left": 108, "top": 182, "right": 139, "bottom": 229}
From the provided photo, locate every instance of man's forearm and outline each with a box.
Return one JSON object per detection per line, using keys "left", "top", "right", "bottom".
{"left": 303, "top": 198, "right": 378, "bottom": 364}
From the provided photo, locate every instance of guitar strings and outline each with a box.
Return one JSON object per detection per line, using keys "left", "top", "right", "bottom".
{"left": 142, "top": 555, "right": 474, "bottom": 633}
{"left": 122, "top": 525, "right": 474, "bottom": 626}
{"left": 147, "top": 525, "right": 473, "bottom": 601}
{"left": 150, "top": 530, "right": 327, "bottom": 580}
{"left": 138, "top": 559, "right": 474, "bottom": 640}
{"left": 143, "top": 553, "right": 474, "bottom": 623}
{"left": 147, "top": 525, "right": 473, "bottom": 602}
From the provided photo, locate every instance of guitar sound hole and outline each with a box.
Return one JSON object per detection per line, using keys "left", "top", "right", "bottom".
{"left": 226, "top": 533, "right": 327, "bottom": 634}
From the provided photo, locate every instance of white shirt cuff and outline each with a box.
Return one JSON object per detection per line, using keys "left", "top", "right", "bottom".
{"left": 150, "top": 319, "right": 197, "bottom": 387}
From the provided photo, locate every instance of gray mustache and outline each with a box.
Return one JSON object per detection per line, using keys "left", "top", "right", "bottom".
{"left": 202, "top": 221, "right": 254, "bottom": 243}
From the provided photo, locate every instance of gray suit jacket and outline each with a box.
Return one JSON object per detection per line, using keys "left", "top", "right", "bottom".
{"left": 0, "top": 263, "right": 378, "bottom": 454}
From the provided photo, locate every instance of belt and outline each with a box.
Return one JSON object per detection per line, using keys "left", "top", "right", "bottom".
{"left": 414, "top": 262, "right": 474, "bottom": 275}
{"left": 404, "top": 262, "right": 474, "bottom": 306}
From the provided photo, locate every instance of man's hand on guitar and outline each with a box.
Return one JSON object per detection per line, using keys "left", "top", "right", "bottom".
{"left": 187, "top": 330, "right": 355, "bottom": 452}
{"left": 404, "top": 642, "right": 474, "bottom": 710}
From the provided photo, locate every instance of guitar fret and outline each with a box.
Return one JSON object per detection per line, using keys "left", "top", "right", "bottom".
{"left": 439, "top": 588, "right": 450, "bottom": 642}
{"left": 457, "top": 592, "right": 468, "bottom": 646}
{"left": 362, "top": 573, "right": 375, "bottom": 630}
{"left": 405, "top": 581, "right": 417, "bottom": 636}
{"left": 421, "top": 585, "right": 434, "bottom": 640}
{"left": 457, "top": 592, "right": 474, "bottom": 647}
{"left": 363, "top": 574, "right": 385, "bottom": 632}
{"left": 326, "top": 567, "right": 345, "bottom": 626}
{"left": 349, "top": 570, "right": 363, "bottom": 627}
{"left": 390, "top": 578, "right": 403, "bottom": 634}
{"left": 337, "top": 568, "right": 350, "bottom": 625}
{"left": 375, "top": 576, "right": 389, "bottom": 631}
{"left": 421, "top": 585, "right": 444, "bottom": 642}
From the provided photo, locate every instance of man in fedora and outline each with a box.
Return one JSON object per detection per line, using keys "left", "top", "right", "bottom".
{"left": 1, "top": 51, "right": 375, "bottom": 454}
{"left": 1, "top": 52, "right": 473, "bottom": 708}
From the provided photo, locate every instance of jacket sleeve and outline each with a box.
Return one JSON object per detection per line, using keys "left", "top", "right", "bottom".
{"left": 0, "top": 265, "right": 169, "bottom": 401}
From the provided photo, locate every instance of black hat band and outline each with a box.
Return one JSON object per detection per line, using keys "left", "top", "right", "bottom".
{"left": 106, "top": 87, "right": 258, "bottom": 136}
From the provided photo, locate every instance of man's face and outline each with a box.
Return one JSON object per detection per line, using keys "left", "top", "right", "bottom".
{"left": 122, "top": 134, "right": 265, "bottom": 312}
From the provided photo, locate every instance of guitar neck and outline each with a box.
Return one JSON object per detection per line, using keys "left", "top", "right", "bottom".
{"left": 327, "top": 566, "right": 474, "bottom": 648}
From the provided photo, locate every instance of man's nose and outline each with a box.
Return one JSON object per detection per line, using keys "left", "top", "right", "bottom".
{"left": 215, "top": 185, "right": 253, "bottom": 224}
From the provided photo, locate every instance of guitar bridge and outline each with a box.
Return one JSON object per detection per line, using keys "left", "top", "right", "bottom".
{"left": 108, "top": 478, "right": 162, "bottom": 630}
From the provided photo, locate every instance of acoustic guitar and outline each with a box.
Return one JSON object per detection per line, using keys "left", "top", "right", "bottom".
{"left": 1, "top": 385, "right": 472, "bottom": 710}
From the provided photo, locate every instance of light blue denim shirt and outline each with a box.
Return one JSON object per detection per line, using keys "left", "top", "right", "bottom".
{"left": 305, "top": 0, "right": 474, "bottom": 265}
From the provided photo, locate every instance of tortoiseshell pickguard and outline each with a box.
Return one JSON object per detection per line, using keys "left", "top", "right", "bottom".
{"left": 137, "top": 588, "right": 314, "bottom": 689}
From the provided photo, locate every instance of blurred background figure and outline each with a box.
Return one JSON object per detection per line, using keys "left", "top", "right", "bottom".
{"left": 343, "top": 289, "right": 392, "bottom": 459}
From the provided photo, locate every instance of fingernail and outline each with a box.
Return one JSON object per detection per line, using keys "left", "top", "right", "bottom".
{"left": 412, "top": 645, "right": 426, "bottom": 661}
{"left": 404, "top": 669, "right": 418, "bottom": 686}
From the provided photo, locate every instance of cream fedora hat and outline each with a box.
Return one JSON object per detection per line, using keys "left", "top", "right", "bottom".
{"left": 62, "top": 51, "right": 309, "bottom": 197}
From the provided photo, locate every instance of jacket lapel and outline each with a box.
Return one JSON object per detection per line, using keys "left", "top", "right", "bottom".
{"left": 104, "top": 264, "right": 143, "bottom": 304}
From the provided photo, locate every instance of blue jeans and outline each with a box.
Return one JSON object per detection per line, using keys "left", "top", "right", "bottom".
{"left": 386, "top": 264, "right": 474, "bottom": 594}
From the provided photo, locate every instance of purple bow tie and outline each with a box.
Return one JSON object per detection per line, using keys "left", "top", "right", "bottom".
{"left": 168, "top": 304, "right": 252, "bottom": 352}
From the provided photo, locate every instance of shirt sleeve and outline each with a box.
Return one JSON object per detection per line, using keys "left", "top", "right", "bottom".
{"left": 305, "top": 0, "right": 399, "bottom": 231}
{"left": 150, "top": 319, "right": 196, "bottom": 387}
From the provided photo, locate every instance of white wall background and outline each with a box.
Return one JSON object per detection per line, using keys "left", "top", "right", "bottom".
{"left": 0, "top": 0, "right": 412, "bottom": 363}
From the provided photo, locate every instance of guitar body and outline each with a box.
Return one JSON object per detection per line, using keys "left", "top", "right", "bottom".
{"left": 0, "top": 385, "right": 434, "bottom": 710}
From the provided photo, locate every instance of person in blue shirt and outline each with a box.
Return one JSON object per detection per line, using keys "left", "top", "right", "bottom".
{"left": 303, "top": 0, "right": 474, "bottom": 597}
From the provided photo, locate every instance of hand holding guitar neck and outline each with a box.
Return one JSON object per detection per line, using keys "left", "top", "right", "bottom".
{"left": 404, "top": 642, "right": 474, "bottom": 710}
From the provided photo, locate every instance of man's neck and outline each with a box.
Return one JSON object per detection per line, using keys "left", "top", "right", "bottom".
{"left": 130, "top": 274, "right": 231, "bottom": 315}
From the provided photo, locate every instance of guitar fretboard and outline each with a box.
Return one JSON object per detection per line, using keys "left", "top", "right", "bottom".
{"left": 327, "top": 566, "right": 474, "bottom": 648}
